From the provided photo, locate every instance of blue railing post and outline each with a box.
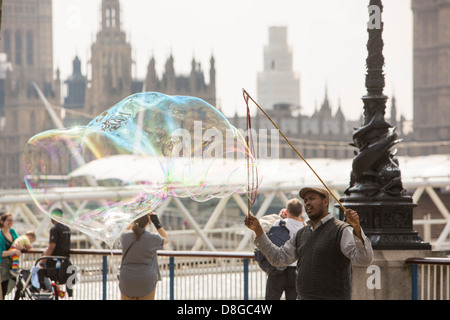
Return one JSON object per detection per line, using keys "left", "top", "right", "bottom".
{"left": 411, "top": 264, "right": 418, "bottom": 300}
{"left": 169, "top": 257, "right": 175, "bottom": 300}
{"left": 102, "top": 255, "right": 108, "bottom": 300}
{"left": 243, "top": 259, "right": 249, "bottom": 300}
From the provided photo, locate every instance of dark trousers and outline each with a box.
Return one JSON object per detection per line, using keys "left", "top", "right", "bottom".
{"left": 37, "top": 268, "right": 58, "bottom": 289}
{"left": 1, "top": 280, "right": 8, "bottom": 300}
{"left": 265, "top": 267, "right": 297, "bottom": 300}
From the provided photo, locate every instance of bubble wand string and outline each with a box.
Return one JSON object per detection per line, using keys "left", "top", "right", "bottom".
{"left": 242, "top": 89, "right": 346, "bottom": 211}
{"left": 243, "top": 91, "right": 258, "bottom": 217}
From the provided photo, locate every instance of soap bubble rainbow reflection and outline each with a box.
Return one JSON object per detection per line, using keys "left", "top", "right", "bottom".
{"left": 23, "top": 92, "right": 259, "bottom": 247}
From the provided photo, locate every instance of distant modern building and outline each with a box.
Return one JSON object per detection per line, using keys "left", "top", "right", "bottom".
{"left": 257, "top": 26, "right": 300, "bottom": 114}
{"left": 232, "top": 26, "right": 360, "bottom": 160}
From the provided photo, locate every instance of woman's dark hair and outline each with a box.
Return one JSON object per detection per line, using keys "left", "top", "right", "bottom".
{"left": 0, "top": 212, "right": 12, "bottom": 228}
{"left": 131, "top": 214, "right": 150, "bottom": 240}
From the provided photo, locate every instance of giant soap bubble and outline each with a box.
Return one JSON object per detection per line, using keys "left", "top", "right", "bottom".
{"left": 23, "top": 92, "right": 259, "bottom": 247}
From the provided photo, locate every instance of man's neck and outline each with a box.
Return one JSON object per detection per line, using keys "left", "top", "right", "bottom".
{"left": 309, "top": 212, "right": 331, "bottom": 230}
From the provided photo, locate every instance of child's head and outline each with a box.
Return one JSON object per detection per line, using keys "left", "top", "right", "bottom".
{"left": 25, "top": 230, "right": 36, "bottom": 243}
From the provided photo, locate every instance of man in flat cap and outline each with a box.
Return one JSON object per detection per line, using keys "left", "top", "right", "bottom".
{"left": 245, "top": 187, "right": 373, "bottom": 300}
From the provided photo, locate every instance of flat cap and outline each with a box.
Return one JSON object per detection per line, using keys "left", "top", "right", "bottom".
{"left": 299, "top": 187, "right": 329, "bottom": 200}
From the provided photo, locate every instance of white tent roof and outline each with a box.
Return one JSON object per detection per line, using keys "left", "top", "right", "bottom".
{"left": 69, "top": 154, "right": 450, "bottom": 191}
{"left": 257, "top": 154, "right": 450, "bottom": 190}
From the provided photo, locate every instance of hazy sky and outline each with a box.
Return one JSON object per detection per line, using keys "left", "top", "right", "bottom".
{"left": 53, "top": 0, "right": 413, "bottom": 121}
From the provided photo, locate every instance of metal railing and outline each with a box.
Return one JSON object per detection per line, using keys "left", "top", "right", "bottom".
{"left": 5, "top": 250, "right": 450, "bottom": 300}
{"left": 5, "top": 249, "right": 268, "bottom": 300}
{"left": 405, "top": 257, "right": 450, "bottom": 300}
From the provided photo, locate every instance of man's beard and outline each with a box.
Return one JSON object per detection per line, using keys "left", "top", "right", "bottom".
{"left": 306, "top": 206, "right": 325, "bottom": 221}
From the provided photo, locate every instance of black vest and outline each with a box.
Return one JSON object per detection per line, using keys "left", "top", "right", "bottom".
{"left": 295, "top": 217, "right": 352, "bottom": 300}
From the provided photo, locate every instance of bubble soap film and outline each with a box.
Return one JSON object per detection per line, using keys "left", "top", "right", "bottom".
{"left": 23, "top": 92, "right": 259, "bottom": 247}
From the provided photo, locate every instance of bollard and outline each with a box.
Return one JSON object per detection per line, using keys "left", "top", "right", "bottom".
{"left": 102, "top": 255, "right": 108, "bottom": 300}
{"left": 243, "top": 259, "right": 249, "bottom": 300}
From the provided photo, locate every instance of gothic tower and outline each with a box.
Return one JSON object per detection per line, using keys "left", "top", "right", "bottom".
{"left": 85, "top": 0, "right": 132, "bottom": 117}
{"left": 144, "top": 54, "right": 216, "bottom": 108}
{"left": 64, "top": 56, "right": 86, "bottom": 110}
{"left": 411, "top": 0, "right": 450, "bottom": 155}
{"left": 0, "top": 0, "right": 60, "bottom": 188}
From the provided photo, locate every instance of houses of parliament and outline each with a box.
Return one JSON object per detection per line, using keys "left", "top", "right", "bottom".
{"left": 0, "top": 0, "right": 449, "bottom": 189}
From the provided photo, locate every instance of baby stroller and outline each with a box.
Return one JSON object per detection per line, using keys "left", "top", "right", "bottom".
{"left": 13, "top": 256, "right": 72, "bottom": 300}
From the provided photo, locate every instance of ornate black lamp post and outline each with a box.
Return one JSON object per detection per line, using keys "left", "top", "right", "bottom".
{"left": 338, "top": 0, "right": 430, "bottom": 250}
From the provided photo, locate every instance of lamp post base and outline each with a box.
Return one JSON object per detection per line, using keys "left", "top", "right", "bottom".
{"left": 337, "top": 195, "right": 432, "bottom": 250}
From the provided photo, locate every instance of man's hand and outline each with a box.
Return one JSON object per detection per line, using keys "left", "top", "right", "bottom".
{"left": 149, "top": 212, "right": 162, "bottom": 229}
{"left": 244, "top": 214, "right": 264, "bottom": 237}
{"left": 279, "top": 208, "right": 287, "bottom": 219}
{"left": 344, "top": 209, "right": 364, "bottom": 242}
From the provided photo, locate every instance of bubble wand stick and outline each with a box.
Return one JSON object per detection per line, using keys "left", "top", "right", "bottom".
{"left": 242, "top": 89, "right": 346, "bottom": 211}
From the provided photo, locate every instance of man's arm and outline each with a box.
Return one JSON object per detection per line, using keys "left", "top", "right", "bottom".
{"left": 42, "top": 242, "right": 56, "bottom": 257}
{"left": 342, "top": 209, "right": 373, "bottom": 265}
{"left": 245, "top": 214, "right": 298, "bottom": 267}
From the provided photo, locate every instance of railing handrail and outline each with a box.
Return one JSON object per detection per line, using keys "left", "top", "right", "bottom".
{"left": 405, "top": 257, "right": 450, "bottom": 266}
{"left": 25, "top": 249, "right": 449, "bottom": 265}
{"left": 13, "top": 248, "right": 262, "bottom": 300}
{"left": 14, "top": 250, "right": 449, "bottom": 300}
{"left": 406, "top": 256, "right": 450, "bottom": 300}
{"left": 24, "top": 248, "right": 255, "bottom": 259}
